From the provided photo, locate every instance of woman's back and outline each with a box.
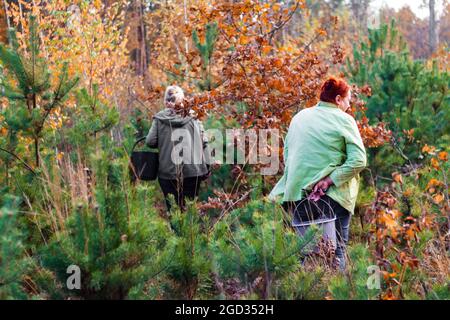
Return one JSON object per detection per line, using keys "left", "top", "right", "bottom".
{"left": 146, "top": 108, "right": 209, "bottom": 180}
{"left": 271, "top": 76, "right": 367, "bottom": 271}
{"left": 270, "top": 100, "right": 366, "bottom": 214}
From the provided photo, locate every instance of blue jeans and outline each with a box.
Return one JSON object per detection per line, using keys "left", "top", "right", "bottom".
{"left": 335, "top": 208, "right": 351, "bottom": 271}
{"left": 286, "top": 196, "right": 351, "bottom": 270}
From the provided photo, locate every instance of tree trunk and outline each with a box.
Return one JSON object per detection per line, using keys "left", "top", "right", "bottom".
{"left": 0, "top": 0, "right": 10, "bottom": 44}
{"left": 125, "top": 0, "right": 149, "bottom": 76}
{"left": 34, "top": 137, "right": 39, "bottom": 167}
{"left": 32, "top": 93, "right": 40, "bottom": 167}
{"left": 350, "top": 0, "right": 371, "bottom": 34}
{"left": 429, "top": 0, "right": 439, "bottom": 55}
{"left": 137, "top": 0, "right": 148, "bottom": 76}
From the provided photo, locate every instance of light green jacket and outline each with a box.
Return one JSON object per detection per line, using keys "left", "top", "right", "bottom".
{"left": 269, "top": 101, "right": 367, "bottom": 214}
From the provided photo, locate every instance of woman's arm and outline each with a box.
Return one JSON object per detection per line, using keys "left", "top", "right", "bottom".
{"left": 145, "top": 119, "right": 158, "bottom": 148}
{"left": 328, "top": 116, "right": 367, "bottom": 187}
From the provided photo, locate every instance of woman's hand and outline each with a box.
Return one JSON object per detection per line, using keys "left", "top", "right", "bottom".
{"left": 308, "top": 176, "right": 334, "bottom": 202}
{"left": 313, "top": 176, "right": 334, "bottom": 192}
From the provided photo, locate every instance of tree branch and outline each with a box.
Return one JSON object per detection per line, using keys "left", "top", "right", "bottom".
{"left": 0, "top": 147, "right": 36, "bottom": 174}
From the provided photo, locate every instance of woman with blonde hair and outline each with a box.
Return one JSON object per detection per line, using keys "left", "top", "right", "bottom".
{"left": 146, "top": 85, "right": 210, "bottom": 211}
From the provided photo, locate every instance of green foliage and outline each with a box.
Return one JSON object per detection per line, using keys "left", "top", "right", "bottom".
{"left": 0, "top": 15, "right": 79, "bottom": 167}
{"left": 276, "top": 266, "right": 329, "bottom": 300}
{"left": 193, "top": 22, "right": 218, "bottom": 67}
{"left": 211, "top": 199, "right": 318, "bottom": 298}
{"left": 0, "top": 17, "right": 49, "bottom": 98}
{"left": 426, "top": 280, "right": 450, "bottom": 300}
{"left": 38, "top": 152, "right": 174, "bottom": 299}
{"left": 128, "top": 107, "right": 152, "bottom": 140}
{"left": 0, "top": 195, "right": 31, "bottom": 299}
{"left": 328, "top": 244, "right": 380, "bottom": 300}
{"left": 60, "top": 84, "right": 119, "bottom": 158}
{"left": 163, "top": 202, "right": 213, "bottom": 299}
{"left": 345, "top": 20, "right": 449, "bottom": 175}
{"left": 192, "top": 22, "right": 219, "bottom": 91}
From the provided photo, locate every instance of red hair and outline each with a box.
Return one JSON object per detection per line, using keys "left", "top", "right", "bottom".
{"left": 319, "top": 77, "right": 350, "bottom": 104}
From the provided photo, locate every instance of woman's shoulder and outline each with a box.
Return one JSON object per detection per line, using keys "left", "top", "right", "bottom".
{"left": 291, "top": 106, "right": 314, "bottom": 120}
{"left": 339, "top": 112, "right": 358, "bottom": 126}
{"left": 319, "top": 106, "right": 356, "bottom": 124}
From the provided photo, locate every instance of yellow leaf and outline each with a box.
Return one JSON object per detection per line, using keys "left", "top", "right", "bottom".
{"left": 392, "top": 172, "right": 403, "bottom": 184}
{"left": 239, "top": 35, "right": 250, "bottom": 45}
{"left": 438, "top": 151, "right": 448, "bottom": 162}
{"left": 403, "top": 189, "right": 412, "bottom": 197}
{"left": 433, "top": 193, "right": 444, "bottom": 204}
{"left": 422, "top": 144, "right": 436, "bottom": 154}
{"left": 262, "top": 45, "right": 272, "bottom": 55}
{"left": 431, "top": 158, "right": 440, "bottom": 170}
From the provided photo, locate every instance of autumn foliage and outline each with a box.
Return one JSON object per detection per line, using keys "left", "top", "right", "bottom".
{"left": 0, "top": 0, "right": 448, "bottom": 301}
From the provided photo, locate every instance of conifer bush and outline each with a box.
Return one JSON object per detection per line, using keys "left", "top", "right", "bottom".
{"left": 60, "top": 84, "right": 119, "bottom": 159}
{"left": 210, "top": 199, "right": 318, "bottom": 299}
{"left": 328, "top": 244, "right": 380, "bottom": 300}
{"left": 276, "top": 266, "right": 329, "bottom": 300}
{"left": 345, "top": 21, "right": 449, "bottom": 176}
{"left": 192, "top": 22, "right": 219, "bottom": 91}
{"left": 37, "top": 152, "right": 174, "bottom": 299}
{"left": 0, "top": 195, "right": 31, "bottom": 299}
{"left": 163, "top": 202, "right": 214, "bottom": 299}
{"left": 0, "top": 16, "right": 79, "bottom": 168}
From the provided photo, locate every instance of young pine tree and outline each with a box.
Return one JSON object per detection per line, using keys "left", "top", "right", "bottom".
{"left": 0, "top": 15, "right": 79, "bottom": 167}
{"left": 211, "top": 199, "right": 318, "bottom": 299}
{"left": 328, "top": 244, "right": 381, "bottom": 300}
{"left": 38, "top": 151, "right": 174, "bottom": 299}
{"left": 345, "top": 20, "right": 449, "bottom": 175}
{"left": 0, "top": 195, "right": 31, "bottom": 299}
{"left": 164, "top": 201, "right": 214, "bottom": 299}
{"left": 59, "top": 84, "right": 119, "bottom": 160}
{"left": 192, "top": 22, "right": 219, "bottom": 91}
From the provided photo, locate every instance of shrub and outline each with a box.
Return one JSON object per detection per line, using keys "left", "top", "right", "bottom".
{"left": 37, "top": 152, "right": 174, "bottom": 299}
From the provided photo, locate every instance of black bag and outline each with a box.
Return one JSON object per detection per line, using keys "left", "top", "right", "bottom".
{"left": 130, "top": 137, "right": 159, "bottom": 181}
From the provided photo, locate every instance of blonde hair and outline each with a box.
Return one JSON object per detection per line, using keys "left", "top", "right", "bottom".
{"left": 164, "top": 85, "right": 185, "bottom": 107}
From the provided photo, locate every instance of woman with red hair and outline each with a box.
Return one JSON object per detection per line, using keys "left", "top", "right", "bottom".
{"left": 270, "top": 77, "right": 367, "bottom": 271}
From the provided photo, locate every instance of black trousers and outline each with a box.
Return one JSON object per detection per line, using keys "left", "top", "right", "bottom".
{"left": 158, "top": 177, "right": 202, "bottom": 211}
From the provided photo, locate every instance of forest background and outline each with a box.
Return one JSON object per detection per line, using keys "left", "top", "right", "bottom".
{"left": 0, "top": 0, "right": 448, "bottom": 300}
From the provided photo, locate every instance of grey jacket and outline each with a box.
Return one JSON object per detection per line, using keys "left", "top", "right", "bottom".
{"left": 145, "top": 108, "right": 210, "bottom": 180}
